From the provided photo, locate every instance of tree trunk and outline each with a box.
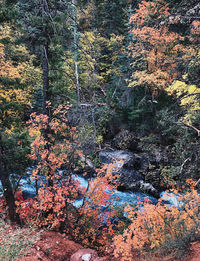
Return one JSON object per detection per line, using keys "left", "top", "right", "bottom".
{"left": 72, "top": 0, "right": 80, "bottom": 106}
{"left": 42, "top": 44, "right": 49, "bottom": 115}
{"left": 0, "top": 141, "right": 20, "bottom": 224}
{"left": 42, "top": 0, "right": 50, "bottom": 115}
{"left": 41, "top": 0, "right": 54, "bottom": 189}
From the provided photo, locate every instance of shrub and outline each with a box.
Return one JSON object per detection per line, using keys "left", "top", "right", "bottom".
{"left": 114, "top": 180, "right": 200, "bottom": 260}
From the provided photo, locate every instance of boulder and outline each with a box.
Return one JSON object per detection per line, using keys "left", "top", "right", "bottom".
{"left": 99, "top": 150, "right": 158, "bottom": 196}
{"left": 99, "top": 150, "right": 136, "bottom": 167}
{"left": 70, "top": 249, "right": 97, "bottom": 261}
{"left": 137, "top": 180, "right": 159, "bottom": 197}
{"left": 118, "top": 168, "right": 144, "bottom": 188}
{"left": 99, "top": 150, "right": 143, "bottom": 188}
{"left": 70, "top": 249, "right": 109, "bottom": 261}
{"left": 74, "top": 155, "right": 96, "bottom": 177}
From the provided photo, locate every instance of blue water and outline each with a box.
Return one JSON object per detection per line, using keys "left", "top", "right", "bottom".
{"left": 0, "top": 173, "right": 180, "bottom": 210}
{"left": 72, "top": 175, "right": 158, "bottom": 208}
{"left": 160, "top": 191, "right": 182, "bottom": 208}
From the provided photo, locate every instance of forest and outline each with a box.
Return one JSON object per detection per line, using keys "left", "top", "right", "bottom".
{"left": 0, "top": 0, "right": 200, "bottom": 260}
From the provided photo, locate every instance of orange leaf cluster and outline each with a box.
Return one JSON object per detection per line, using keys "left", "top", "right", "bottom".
{"left": 114, "top": 184, "right": 200, "bottom": 260}
{"left": 129, "top": 0, "right": 198, "bottom": 93}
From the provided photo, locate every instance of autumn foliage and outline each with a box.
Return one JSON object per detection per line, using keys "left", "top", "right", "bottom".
{"left": 114, "top": 180, "right": 200, "bottom": 260}
{"left": 1, "top": 103, "right": 200, "bottom": 257}
{"left": 1, "top": 1, "right": 200, "bottom": 259}
{"left": 129, "top": 0, "right": 199, "bottom": 93}
{"left": 5, "top": 104, "right": 120, "bottom": 250}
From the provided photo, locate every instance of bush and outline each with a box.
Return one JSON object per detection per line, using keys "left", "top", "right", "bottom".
{"left": 114, "top": 180, "right": 200, "bottom": 260}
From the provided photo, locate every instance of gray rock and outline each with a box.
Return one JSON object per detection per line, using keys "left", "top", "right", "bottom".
{"left": 74, "top": 155, "right": 95, "bottom": 177}
{"left": 99, "top": 150, "right": 158, "bottom": 196}
{"left": 82, "top": 254, "right": 92, "bottom": 261}
{"left": 70, "top": 249, "right": 98, "bottom": 261}
{"left": 118, "top": 168, "right": 143, "bottom": 186}
{"left": 99, "top": 150, "right": 136, "bottom": 167}
{"left": 138, "top": 180, "right": 158, "bottom": 196}
{"left": 80, "top": 155, "right": 95, "bottom": 170}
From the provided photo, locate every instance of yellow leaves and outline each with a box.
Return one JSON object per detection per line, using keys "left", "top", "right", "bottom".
{"left": 28, "top": 128, "right": 41, "bottom": 139}
{"left": 0, "top": 43, "right": 20, "bottom": 79}
{"left": 0, "top": 26, "right": 40, "bottom": 127}
{"left": 167, "top": 80, "right": 200, "bottom": 120}
{"left": 77, "top": 150, "right": 83, "bottom": 157}
{"left": 134, "top": 70, "right": 169, "bottom": 89}
{"left": 96, "top": 135, "right": 103, "bottom": 145}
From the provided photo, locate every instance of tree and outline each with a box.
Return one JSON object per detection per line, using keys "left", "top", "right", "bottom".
{"left": 129, "top": 0, "right": 200, "bottom": 95}
{"left": 0, "top": 33, "right": 38, "bottom": 223}
{"left": 0, "top": 0, "right": 40, "bottom": 222}
{"left": 126, "top": 0, "right": 200, "bottom": 186}
{"left": 18, "top": 0, "right": 74, "bottom": 111}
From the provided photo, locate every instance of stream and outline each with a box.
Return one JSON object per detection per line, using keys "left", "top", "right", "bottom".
{"left": 0, "top": 170, "right": 180, "bottom": 210}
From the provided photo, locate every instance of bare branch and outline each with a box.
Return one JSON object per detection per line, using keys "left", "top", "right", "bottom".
{"left": 179, "top": 157, "right": 191, "bottom": 175}
{"left": 178, "top": 122, "right": 200, "bottom": 136}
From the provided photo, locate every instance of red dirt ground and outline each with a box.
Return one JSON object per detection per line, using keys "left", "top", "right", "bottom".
{"left": 184, "top": 242, "right": 200, "bottom": 261}
{"left": 17, "top": 231, "right": 200, "bottom": 261}
{"left": 0, "top": 227, "right": 197, "bottom": 261}
{"left": 16, "top": 231, "right": 114, "bottom": 261}
{"left": 16, "top": 231, "right": 83, "bottom": 261}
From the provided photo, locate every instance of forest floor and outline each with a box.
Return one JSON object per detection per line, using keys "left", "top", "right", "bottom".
{"left": 1, "top": 224, "right": 200, "bottom": 261}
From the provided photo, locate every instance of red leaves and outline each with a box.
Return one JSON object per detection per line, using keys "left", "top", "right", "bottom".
{"left": 11, "top": 105, "right": 122, "bottom": 251}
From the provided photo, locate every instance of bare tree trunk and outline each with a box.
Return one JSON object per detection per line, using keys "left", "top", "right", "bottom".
{"left": 42, "top": 44, "right": 49, "bottom": 115}
{"left": 72, "top": 0, "right": 80, "bottom": 106}
{"left": 75, "top": 55, "right": 80, "bottom": 105}
{"left": 41, "top": 0, "right": 53, "bottom": 188}
{"left": 42, "top": 0, "right": 50, "bottom": 115}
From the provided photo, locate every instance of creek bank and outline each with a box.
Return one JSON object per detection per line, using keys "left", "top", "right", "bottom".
{"left": 14, "top": 231, "right": 113, "bottom": 261}
{"left": 74, "top": 130, "right": 174, "bottom": 197}
{"left": 99, "top": 150, "right": 159, "bottom": 198}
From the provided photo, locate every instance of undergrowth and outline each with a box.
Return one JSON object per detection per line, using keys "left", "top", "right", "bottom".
{"left": 114, "top": 179, "right": 200, "bottom": 260}
{"left": 0, "top": 220, "right": 40, "bottom": 260}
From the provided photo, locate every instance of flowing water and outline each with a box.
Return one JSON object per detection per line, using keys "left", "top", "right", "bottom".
{"left": 0, "top": 172, "right": 179, "bottom": 210}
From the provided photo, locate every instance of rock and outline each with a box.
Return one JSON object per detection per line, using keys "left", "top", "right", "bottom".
{"left": 82, "top": 254, "right": 92, "bottom": 261}
{"left": 99, "top": 150, "right": 149, "bottom": 170}
{"left": 99, "top": 150, "right": 136, "bottom": 167}
{"left": 80, "top": 155, "right": 95, "bottom": 170}
{"left": 139, "top": 153, "right": 150, "bottom": 171}
{"left": 118, "top": 168, "right": 144, "bottom": 188}
{"left": 74, "top": 155, "right": 96, "bottom": 177}
{"left": 99, "top": 150, "right": 144, "bottom": 187}
{"left": 112, "top": 130, "right": 139, "bottom": 152}
{"left": 99, "top": 150, "right": 158, "bottom": 196}
{"left": 138, "top": 180, "right": 159, "bottom": 197}
{"left": 70, "top": 249, "right": 98, "bottom": 261}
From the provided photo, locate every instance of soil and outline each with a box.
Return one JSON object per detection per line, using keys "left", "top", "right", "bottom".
{"left": 17, "top": 231, "right": 200, "bottom": 261}
{"left": 16, "top": 231, "right": 83, "bottom": 261}
{"left": 184, "top": 242, "right": 200, "bottom": 261}
{"left": 1, "top": 226, "right": 199, "bottom": 261}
